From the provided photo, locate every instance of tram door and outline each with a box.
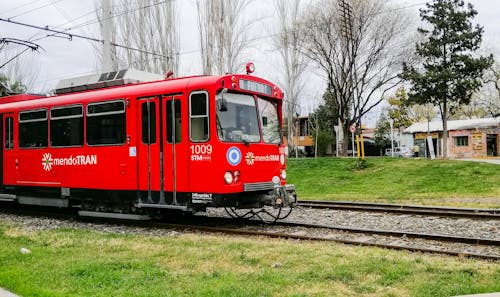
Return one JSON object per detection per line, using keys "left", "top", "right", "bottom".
{"left": 0, "top": 114, "right": 14, "bottom": 189}
{"left": 137, "top": 97, "right": 160, "bottom": 202}
{"left": 137, "top": 95, "right": 186, "bottom": 205}
{"left": 0, "top": 114, "right": 3, "bottom": 188}
{"left": 162, "top": 95, "right": 185, "bottom": 205}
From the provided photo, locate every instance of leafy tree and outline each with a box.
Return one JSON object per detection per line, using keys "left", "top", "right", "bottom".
{"left": 401, "top": 0, "right": 493, "bottom": 158}
{"left": 386, "top": 87, "right": 415, "bottom": 129}
{"left": 314, "top": 130, "right": 334, "bottom": 157}
{"left": 316, "top": 88, "right": 339, "bottom": 137}
{"left": 0, "top": 73, "right": 26, "bottom": 97}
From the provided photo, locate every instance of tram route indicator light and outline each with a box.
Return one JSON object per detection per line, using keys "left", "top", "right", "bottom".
{"left": 246, "top": 62, "right": 255, "bottom": 74}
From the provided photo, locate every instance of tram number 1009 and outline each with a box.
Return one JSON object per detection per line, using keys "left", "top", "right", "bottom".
{"left": 190, "top": 144, "right": 213, "bottom": 161}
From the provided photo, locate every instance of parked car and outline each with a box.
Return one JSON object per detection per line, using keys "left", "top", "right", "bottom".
{"left": 384, "top": 147, "right": 413, "bottom": 158}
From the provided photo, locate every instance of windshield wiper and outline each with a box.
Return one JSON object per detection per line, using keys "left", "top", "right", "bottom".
{"left": 216, "top": 115, "right": 224, "bottom": 139}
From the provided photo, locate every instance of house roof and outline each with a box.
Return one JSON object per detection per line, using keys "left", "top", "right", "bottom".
{"left": 404, "top": 117, "right": 500, "bottom": 134}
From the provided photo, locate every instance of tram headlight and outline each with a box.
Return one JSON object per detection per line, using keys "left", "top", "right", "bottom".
{"left": 280, "top": 169, "right": 287, "bottom": 180}
{"left": 224, "top": 171, "right": 234, "bottom": 184}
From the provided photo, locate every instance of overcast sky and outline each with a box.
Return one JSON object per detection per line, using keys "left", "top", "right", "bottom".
{"left": 1, "top": 0, "right": 499, "bottom": 124}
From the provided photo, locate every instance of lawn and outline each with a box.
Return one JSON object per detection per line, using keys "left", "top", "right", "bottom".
{"left": 287, "top": 157, "right": 500, "bottom": 207}
{"left": 0, "top": 222, "right": 499, "bottom": 297}
{"left": 1, "top": 157, "right": 499, "bottom": 296}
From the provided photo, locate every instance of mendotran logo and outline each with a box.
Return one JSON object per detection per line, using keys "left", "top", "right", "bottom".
{"left": 42, "top": 153, "right": 97, "bottom": 172}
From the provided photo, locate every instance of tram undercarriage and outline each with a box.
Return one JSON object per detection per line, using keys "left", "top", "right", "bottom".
{"left": 0, "top": 184, "right": 296, "bottom": 222}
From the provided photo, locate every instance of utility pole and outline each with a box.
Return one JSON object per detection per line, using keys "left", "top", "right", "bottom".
{"left": 338, "top": 0, "right": 354, "bottom": 156}
{"left": 101, "top": 0, "right": 112, "bottom": 72}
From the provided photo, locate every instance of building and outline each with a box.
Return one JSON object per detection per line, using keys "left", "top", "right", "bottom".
{"left": 290, "top": 116, "right": 314, "bottom": 156}
{"left": 404, "top": 118, "right": 500, "bottom": 158}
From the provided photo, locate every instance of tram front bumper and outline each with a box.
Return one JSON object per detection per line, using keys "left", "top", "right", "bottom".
{"left": 262, "top": 184, "right": 297, "bottom": 208}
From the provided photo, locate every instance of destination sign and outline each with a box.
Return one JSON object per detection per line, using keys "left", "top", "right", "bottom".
{"left": 239, "top": 79, "right": 273, "bottom": 96}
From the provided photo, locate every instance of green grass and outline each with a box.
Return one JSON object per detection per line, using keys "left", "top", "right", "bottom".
{"left": 0, "top": 223, "right": 499, "bottom": 297}
{"left": 1, "top": 157, "right": 499, "bottom": 296}
{"left": 287, "top": 157, "right": 500, "bottom": 207}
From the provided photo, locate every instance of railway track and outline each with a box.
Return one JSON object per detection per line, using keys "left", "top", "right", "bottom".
{"left": 1, "top": 206, "right": 499, "bottom": 261}
{"left": 297, "top": 200, "right": 500, "bottom": 219}
{"left": 157, "top": 221, "right": 500, "bottom": 261}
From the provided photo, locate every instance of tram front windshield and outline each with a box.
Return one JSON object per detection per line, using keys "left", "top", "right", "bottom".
{"left": 216, "top": 93, "right": 280, "bottom": 144}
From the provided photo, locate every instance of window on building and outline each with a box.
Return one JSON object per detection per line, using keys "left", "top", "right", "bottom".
{"left": 50, "top": 105, "right": 84, "bottom": 147}
{"left": 454, "top": 136, "right": 469, "bottom": 147}
{"left": 141, "top": 101, "right": 156, "bottom": 144}
{"left": 19, "top": 109, "right": 48, "bottom": 148}
{"left": 87, "top": 100, "right": 126, "bottom": 145}
{"left": 5, "top": 117, "right": 13, "bottom": 149}
{"left": 190, "top": 92, "right": 209, "bottom": 142}
{"left": 299, "top": 119, "right": 309, "bottom": 136}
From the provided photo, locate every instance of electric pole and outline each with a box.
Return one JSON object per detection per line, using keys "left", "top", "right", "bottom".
{"left": 101, "top": 0, "right": 112, "bottom": 72}
{"left": 336, "top": 0, "right": 354, "bottom": 156}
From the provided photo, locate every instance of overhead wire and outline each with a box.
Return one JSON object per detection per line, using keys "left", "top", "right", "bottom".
{"left": 7, "top": 0, "right": 428, "bottom": 60}
{"left": 7, "top": 0, "right": 66, "bottom": 20}
{"left": 2, "top": 0, "right": 176, "bottom": 56}
{"left": 40, "top": 0, "right": 175, "bottom": 34}
{"left": 179, "top": 1, "right": 428, "bottom": 56}
{"left": 13, "top": 0, "right": 427, "bottom": 88}
{"left": 0, "top": 0, "right": 44, "bottom": 17}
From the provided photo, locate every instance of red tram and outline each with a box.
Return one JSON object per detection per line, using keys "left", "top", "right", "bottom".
{"left": 0, "top": 67, "right": 296, "bottom": 219}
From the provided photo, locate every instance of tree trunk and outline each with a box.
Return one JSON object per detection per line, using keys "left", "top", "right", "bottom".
{"left": 442, "top": 99, "right": 448, "bottom": 159}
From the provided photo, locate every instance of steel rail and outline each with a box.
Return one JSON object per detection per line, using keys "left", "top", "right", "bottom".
{"left": 1, "top": 207, "right": 498, "bottom": 261}
{"left": 145, "top": 222, "right": 500, "bottom": 261}
{"left": 297, "top": 200, "right": 500, "bottom": 219}
{"left": 273, "top": 221, "right": 500, "bottom": 246}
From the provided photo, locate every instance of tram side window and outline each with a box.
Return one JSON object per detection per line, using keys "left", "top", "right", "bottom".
{"left": 50, "top": 105, "right": 84, "bottom": 147}
{"left": 87, "top": 100, "right": 126, "bottom": 145}
{"left": 190, "top": 92, "right": 209, "bottom": 142}
{"left": 141, "top": 101, "right": 156, "bottom": 144}
{"left": 5, "top": 117, "right": 14, "bottom": 149}
{"left": 19, "top": 109, "right": 48, "bottom": 148}
{"left": 166, "top": 99, "right": 182, "bottom": 143}
{"left": 258, "top": 98, "right": 281, "bottom": 144}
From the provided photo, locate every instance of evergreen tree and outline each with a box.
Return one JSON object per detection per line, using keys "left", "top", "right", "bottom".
{"left": 401, "top": 0, "right": 493, "bottom": 158}
{"left": 309, "top": 87, "right": 339, "bottom": 154}
{"left": 374, "top": 112, "right": 391, "bottom": 155}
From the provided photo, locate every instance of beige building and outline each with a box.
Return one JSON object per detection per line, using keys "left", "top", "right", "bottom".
{"left": 405, "top": 118, "right": 500, "bottom": 158}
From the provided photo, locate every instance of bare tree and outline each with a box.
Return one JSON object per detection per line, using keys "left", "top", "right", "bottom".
{"left": 479, "top": 60, "right": 500, "bottom": 117}
{"left": 273, "top": 0, "right": 307, "bottom": 156}
{"left": 196, "top": 0, "right": 251, "bottom": 75}
{"left": 300, "top": 0, "right": 414, "bottom": 156}
{"left": 95, "top": 0, "right": 179, "bottom": 75}
{"left": 308, "top": 113, "right": 320, "bottom": 158}
{"left": 0, "top": 44, "right": 40, "bottom": 92}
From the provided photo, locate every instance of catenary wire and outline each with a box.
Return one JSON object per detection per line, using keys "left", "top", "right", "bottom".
{"left": 0, "top": 0, "right": 44, "bottom": 17}
{"left": 15, "top": 1, "right": 427, "bottom": 88}
{"left": 7, "top": 0, "right": 66, "bottom": 20}
{"left": 0, "top": 17, "right": 172, "bottom": 60}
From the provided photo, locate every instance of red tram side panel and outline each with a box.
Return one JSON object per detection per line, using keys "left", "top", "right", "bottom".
{"left": 0, "top": 71, "right": 296, "bottom": 216}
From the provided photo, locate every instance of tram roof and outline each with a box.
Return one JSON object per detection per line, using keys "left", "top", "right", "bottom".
{"left": 0, "top": 74, "right": 282, "bottom": 112}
